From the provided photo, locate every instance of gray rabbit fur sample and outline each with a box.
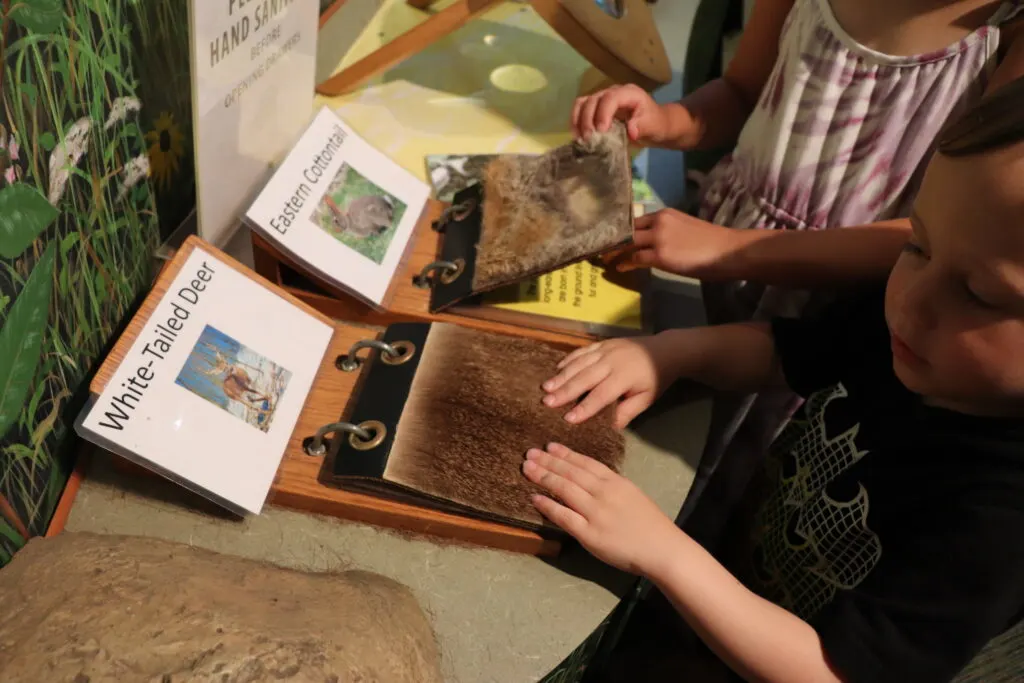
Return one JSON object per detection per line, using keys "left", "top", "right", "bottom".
{"left": 472, "top": 121, "right": 633, "bottom": 291}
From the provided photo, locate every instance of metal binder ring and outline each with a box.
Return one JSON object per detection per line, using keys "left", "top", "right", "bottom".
{"left": 412, "top": 258, "right": 464, "bottom": 288}
{"left": 336, "top": 339, "right": 416, "bottom": 372}
{"left": 304, "top": 421, "right": 373, "bottom": 457}
{"left": 432, "top": 198, "right": 477, "bottom": 232}
{"left": 349, "top": 419, "right": 386, "bottom": 451}
{"left": 380, "top": 340, "right": 416, "bottom": 365}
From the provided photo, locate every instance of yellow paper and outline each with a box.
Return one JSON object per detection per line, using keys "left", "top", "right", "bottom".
{"left": 482, "top": 261, "right": 642, "bottom": 332}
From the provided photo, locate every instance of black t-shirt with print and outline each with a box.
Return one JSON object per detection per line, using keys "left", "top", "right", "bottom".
{"left": 747, "top": 285, "right": 1024, "bottom": 682}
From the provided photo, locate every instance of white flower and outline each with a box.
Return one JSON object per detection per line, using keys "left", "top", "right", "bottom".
{"left": 104, "top": 96, "right": 142, "bottom": 131}
{"left": 116, "top": 153, "right": 150, "bottom": 201}
{"left": 47, "top": 117, "right": 92, "bottom": 205}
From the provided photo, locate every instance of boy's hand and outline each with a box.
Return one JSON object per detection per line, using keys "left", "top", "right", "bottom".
{"left": 524, "top": 443, "right": 679, "bottom": 577}
{"left": 572, "top": 84, "right": 670, "bottom": 145}
{"left": 631, "top": 208, "right": 747, "bottom": 280}
{"left": 543, "top": 335, "right": 679, "bottom": 428}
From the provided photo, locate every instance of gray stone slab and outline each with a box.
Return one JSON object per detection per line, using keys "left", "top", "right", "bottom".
{"left": 65, "top": 397, "right": 708, "bottom": 683}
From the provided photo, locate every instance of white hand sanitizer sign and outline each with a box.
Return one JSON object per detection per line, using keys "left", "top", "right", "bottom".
{"left": 189, "top": 0, "right": 318, "bottom": 247}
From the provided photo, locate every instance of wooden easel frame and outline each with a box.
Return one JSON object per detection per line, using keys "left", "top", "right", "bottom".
{"left": 316, "top": 0, "right": 671, "bottom": 96}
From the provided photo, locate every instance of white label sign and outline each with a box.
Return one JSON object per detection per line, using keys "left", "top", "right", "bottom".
{"left": 190, "top": 0, "right": 318, "bottom": 246}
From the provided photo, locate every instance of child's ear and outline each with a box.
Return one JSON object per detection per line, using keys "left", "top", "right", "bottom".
{"left": 939, "top": 73, "right": 1024, "bottom": 157}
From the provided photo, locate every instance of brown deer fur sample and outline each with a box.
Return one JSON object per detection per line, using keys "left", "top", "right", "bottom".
{"left": 386, "top": 324, "right": 624, "bottom": 527}
{"left": 0, "top": 532, "right": 442, "bottom": 683}
{"left": 472, "top": 123, "right": 633, "bottom": 291}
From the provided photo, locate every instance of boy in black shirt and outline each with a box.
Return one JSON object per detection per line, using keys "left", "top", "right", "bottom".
{"left": 521, "top": 79, "right": 1024, "bottom": 681}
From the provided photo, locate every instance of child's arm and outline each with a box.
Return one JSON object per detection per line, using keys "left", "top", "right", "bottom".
{"left": 666, "top": 0, "right": 795, "bottom": 151}
{"left": 523, "top": 444, "right": 844, "bottom": 683}
{"left": 543, "top": 322, "right": 783, "bottom": 428}
{"left": 625, "top": 21, "right": 1024, "bottom": 286}
{"left": 628, "top": 210, "right": 911, "bottom": 285}
{"left": 572, "top": 0, "right": 795, "bottom": 149}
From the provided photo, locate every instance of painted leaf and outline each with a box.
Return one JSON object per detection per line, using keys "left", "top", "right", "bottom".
{"left": 18, "top": 82, "right": 38, "bottom": 109}
{"left": 0, "top": 242, "right": 55, "bottom": 442}
{"left": 8, "top": 0, "right": 64, "bottom": 34}
{"left": 0, "top": 518, "right": 23, "bottom": 555}
{"left": 31, "top": 389, "right": 69, "bottom": 446}
{"left": 60, "top": 231, "right": 79, "bottom": 258}
{"left": 0, "top": 184, "right": 58, "bottom": 259}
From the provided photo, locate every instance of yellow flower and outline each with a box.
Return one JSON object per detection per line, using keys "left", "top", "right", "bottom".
{"left": 145, "top": 111, "right": 184, "bottom": 190}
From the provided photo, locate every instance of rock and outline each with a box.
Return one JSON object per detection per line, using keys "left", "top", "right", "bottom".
{"left": 0, "top": 532, "right": 441, "bottom": 683}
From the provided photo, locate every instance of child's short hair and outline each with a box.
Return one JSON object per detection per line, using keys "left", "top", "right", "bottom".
{"left": 939, "top": 74, "right": 1024, "bottom": 156}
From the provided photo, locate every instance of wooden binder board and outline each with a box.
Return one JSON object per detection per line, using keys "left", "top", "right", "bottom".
{"left": 250, "top": 200, "right": 598, "bottom": 349}
{"left": 92, "top": 236, "right": 562, "bottom": 556}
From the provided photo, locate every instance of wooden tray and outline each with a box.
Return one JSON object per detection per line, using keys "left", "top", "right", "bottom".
{"left": 94, "top": 236, "right": 562, "bottom": 556}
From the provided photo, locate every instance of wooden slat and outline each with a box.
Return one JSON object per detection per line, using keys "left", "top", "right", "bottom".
{"left": 315, "top": 0, "right": 505, "bottom": 96}
{"left": 319, "top": 0, "right": 350, "bottom": 28}
{"left": 314, "top": 0, "right": 670, "bottom": 97}
{"left": 531, "top": 0, "right": 671, "bottom": 90}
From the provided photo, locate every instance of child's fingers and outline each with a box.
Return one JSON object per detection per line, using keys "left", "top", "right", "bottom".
{"left": 630, "top": 248, "right": 658, "bottom": 267}
{"left": 556, "top": 342, "right": 602, "bottom": 370}
{"left": 578, "top": 95, "right": 604, "bottom": 137}
{"left": 546, "top": 352, "right": 603, "bottom": 394}
{"left": 571, "top": 96, "right": 589, "bottom": 136}
{"left": 633, "top": 212, "right": 658, "bottom": 232}
{"left": 615, "top": 393, "right": 651, "bottom": 428}
{"left": 545, "top": 443, "right": 614, "bottom": 479}
{"left": 627, "top": 119, "right": 641, "bottom": 142}
{"left": 594, "top": 90, "right": 632, "bottom": 133}
{"left": 531, "top": 494, "right": 588, "bottom": 537}
{"left": 523, "top": 459, "right": 593, "bottom": 515}
{"left": 631, "top": 222, "right": 656, "bottom": 244}
{"left": 545, "top": 362, "right": 612, "bottom": 409}
{"left": 564, "top": 377, "right": 627, "bottom": 424}
{"left": 526, "top": 447, "right": 601, "bottom": 491}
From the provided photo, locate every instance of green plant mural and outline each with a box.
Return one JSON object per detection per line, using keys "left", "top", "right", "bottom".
{"left": 0, "top": 0, "right": 175, "bottom": 565}
{"left": 127, "top": 0, "right": 194, "bottom": 243}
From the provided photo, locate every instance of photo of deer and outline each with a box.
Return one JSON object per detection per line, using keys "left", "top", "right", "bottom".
{"left": 175, "top": 325, "right": 291, "bottom": 433}
{"left": 309, "top": 163, "right": 407, "bottom": 265}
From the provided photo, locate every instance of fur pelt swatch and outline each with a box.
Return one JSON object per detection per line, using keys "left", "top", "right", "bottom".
{"left": 472, "top": 122, "right": 633, "bottom": 292}
{"left": 386, "top": 323, "right": 625, "bottom": 528}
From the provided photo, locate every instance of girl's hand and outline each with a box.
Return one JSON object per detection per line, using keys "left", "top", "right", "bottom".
{"left": 571, "top": 84, "right": 671, "bottom": 145}
{"left": 524, "top": 443, "right": 679, "bottom": 577}
{"left": 631, "top": 208, "right": 748, "bottom": 280}
{"left": 542, "top": 334, "right": 680, "bottom": 428}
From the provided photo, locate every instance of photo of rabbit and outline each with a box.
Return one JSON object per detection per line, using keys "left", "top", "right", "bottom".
{"left": 310, "top": 163, "right": 407, "bottom": 264}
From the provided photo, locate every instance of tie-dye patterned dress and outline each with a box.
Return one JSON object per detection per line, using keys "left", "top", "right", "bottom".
{"left": 683, "top": 0, "right": 1023, "bottom": 547}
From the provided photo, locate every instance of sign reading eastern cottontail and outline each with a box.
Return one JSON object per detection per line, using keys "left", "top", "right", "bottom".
{"left": 323, "top": 194, "right": 395, "bottom": 238}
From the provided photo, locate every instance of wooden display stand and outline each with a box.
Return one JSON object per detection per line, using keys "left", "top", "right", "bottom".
{"left": 250, "top": 199, "right": 597, "bottom": 348}
{"left": 94, "top": 236, "right": 563, "bottom": 557}
{"left": 316, "top": 0, "right": 671, "bottom": 96}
